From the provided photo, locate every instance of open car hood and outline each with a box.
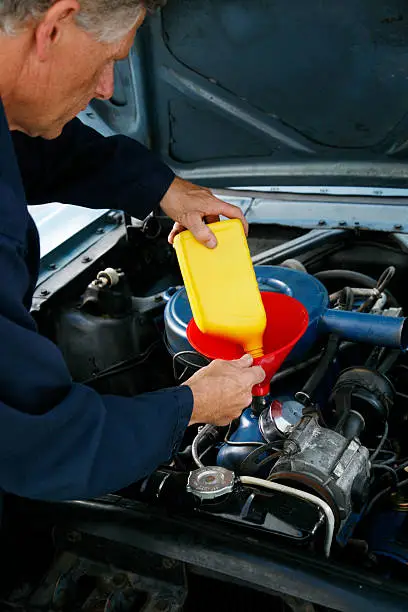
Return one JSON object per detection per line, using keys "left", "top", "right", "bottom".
{"left": 82, "top": 0, "right": 408, "bottom": 190}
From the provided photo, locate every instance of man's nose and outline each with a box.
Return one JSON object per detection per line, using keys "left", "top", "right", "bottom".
{"left": 95, "top": 64, "right": 115, "bottom": 101}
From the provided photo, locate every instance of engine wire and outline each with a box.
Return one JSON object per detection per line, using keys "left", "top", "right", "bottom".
{"left": 172, "top": 350, "right": 210, "bottom": 382}
{"left": 80, "top": 340, "right": 160, "bottom": 385}
{"left": 395, "top": 458, "right": 408, "bottom": 472}
{"left": 223, "top": 421, "right": 265, "bottom": 447}
{"left": 370, "top": 422, "right": 389, "bottom": 463}
{"left": 365, "top": 476, "right": 408, "bottom": 517}
{"left": 371, "top": 464, "right": 399, "bottom": 489}
{"left": 370, "top": 449, "right": 397, "bottom": 466}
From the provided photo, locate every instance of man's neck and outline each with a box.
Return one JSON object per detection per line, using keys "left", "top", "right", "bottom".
{"left": 0, "top": 32, "right": 30, "bottom": 129}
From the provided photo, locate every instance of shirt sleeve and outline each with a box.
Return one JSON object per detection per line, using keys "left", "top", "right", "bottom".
{"left": 11, "top": 119, "right": 175, "bottom": 220}
{"left": 0, "top": 195, "right": 193, "bottom": 501}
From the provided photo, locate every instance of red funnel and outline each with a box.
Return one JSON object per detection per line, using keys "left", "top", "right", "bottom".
{"left": 187, "top": 291, "right": 309, "bottom": 397}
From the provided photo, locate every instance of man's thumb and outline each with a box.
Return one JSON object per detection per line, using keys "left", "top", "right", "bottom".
{"left": 236, "top": 354, "right": 253, "bottom": 367}
{"left": 189, "top": 217, "right": 217, "bottom": 249}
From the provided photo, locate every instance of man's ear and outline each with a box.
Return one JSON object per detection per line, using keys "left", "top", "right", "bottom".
{"left": 34, "top": 0, "right": 81, "bottom": 61}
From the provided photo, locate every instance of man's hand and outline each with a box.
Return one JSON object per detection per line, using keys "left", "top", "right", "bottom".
{"left": 183, "top": 355, "right": 265, "bottom": 426}
{"left": 160, "top": 176, "right": 248, "bottom": 248}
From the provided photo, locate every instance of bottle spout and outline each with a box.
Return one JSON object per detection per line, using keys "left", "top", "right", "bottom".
{"left": 248, "top": 346, "right": 264, "bottom": 359}
{"left": 243, "top": 333, "right": 265, "bottom": 359}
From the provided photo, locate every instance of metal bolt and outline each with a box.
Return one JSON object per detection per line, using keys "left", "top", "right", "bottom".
{"left": 40, "top": 289, "right": 50, "bottom": 297}
{"left": 48, "top": 263, "right": 57, "bottom": 270}
{"left": 394, "top": 224, "right": 403, "bottom": 230}
{"left": 82, "top": 256, "right": 92, "bottom": 264}
{"left": 318, "top": 219, "right": 326, "bottom": 226}
{"left": 283, "top": 440, "right": 298, "bottom": 456}
{"left": 107, "top": 211, "right": 123, "bottom": 225}
{"left": 96, "top": 227, "right": 105, "bottom": 235}
{"left": 162, "top": 558, "right": 176, "bottom": 569}
{"left": 339, "top": 220, "right": 347, "bottom": 226}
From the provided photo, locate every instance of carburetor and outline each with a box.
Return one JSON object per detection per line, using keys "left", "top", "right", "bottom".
{"left": 269, "top": 415, "right": 371, "bottom": 530}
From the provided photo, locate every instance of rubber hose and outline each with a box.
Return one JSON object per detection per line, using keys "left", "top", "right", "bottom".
{"left": 296, "top": 334, "right": 340, "bottom": 404}
{"left": 378, "top": 349, "right": 400, "bottom": 374}
{"left": 314, "top": 270, "right": 398, "bottom": 307}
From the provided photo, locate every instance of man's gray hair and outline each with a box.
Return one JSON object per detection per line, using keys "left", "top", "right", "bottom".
{"left": 0, "top": 0, "right": 166, "bottom": 42}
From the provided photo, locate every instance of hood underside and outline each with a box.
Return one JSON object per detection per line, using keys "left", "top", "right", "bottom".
{"left": 86, "top": 0, "right": 408, "bottom": 188}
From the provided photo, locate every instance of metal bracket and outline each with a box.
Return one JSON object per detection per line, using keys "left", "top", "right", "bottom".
{"left": 31, "top": 221, "right": 126, "bottom": 312}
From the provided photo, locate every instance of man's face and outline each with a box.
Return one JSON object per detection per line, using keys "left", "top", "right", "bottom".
{"left": 5, "top": 4, "right": 145, "bottom": 139}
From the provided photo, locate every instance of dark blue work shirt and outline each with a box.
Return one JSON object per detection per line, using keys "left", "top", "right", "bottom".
{"left": 0, "top": 102, "right": 193, "bottom": 501}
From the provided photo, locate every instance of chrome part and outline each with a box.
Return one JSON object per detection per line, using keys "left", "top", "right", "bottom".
{"left": 187, "top": 467, "right": 235, "bottom": 500}
{"left": 270, "top": 416, "right": 370, "bottom": 524}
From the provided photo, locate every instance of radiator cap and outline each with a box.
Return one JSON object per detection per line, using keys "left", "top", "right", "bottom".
{"left": 187, "top": 467, "right": 235, "bottom": 500}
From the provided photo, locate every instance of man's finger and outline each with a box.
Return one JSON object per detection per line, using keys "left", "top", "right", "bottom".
{"left": 234, "top": 354, "right": 253, "bottom": 367}
{"left": 168, "top": 222, "right": 184, "bottom": 244}
{"left": 168, "top": 228, "right": 177, "bottom": 244}
{"left": 214, "top": 200, "right": 249, "bottom": 236}
{"left": 249, "top": 366, "right": 266, "bottom": 384}
{"left": 188, "top": 216, "right": 218, "bottom": 248}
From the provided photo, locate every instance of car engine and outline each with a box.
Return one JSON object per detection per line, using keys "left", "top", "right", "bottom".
{"left": 47, "top": 243, "right": 408, "bottom": 564}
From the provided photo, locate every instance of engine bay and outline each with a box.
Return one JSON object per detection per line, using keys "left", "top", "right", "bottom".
{"left": 5, "top": 218, "right": 408, "bottom": 610}
{"left": 49, "top": 220, "right": 408, "bottom": 562}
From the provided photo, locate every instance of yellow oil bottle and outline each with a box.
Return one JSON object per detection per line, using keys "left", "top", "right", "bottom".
{"left": 173, "top": 218, "right": 267, "bottom": 357}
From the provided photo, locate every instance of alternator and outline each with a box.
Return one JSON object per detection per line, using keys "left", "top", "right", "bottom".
{"left": 269, "top": 415, "right": 370, "bottom": 529}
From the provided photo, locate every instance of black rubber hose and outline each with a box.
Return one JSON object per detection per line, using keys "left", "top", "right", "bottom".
{"left": 295, "top": 334, "right": 341, "bottom": 405}
{"left": 338, "top": 286, "right": 354, "bottom": 311}
{"left": 378, "top": 349, "right": 400, "bottom": 374}
{"left": 314, "top": 269, "right": 399, "bottom": 308}
{"left": 358, "top": 266, "right": 396, "bottom": 313}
